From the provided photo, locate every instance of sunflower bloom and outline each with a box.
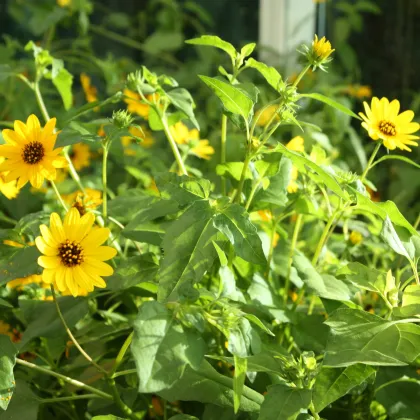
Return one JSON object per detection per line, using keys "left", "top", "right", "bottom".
{"left": 191, "top": 140, "right": 214, "bottom": 160}
{"left": 170, "top": 122, "right": 191, "bottom": 144}
{"left": 7, "top": 274, "right": 46, "bottom": 290}
{"left": 0, "top": 158, "right": 19, "bottom": 199}
{"left": 80, "top": 73, "right": 98, "bottom": 104}
{"left": 171, "top": 122, "right": 214, "bottom": 159}
{"left": 70, "top": 143, "right": 91, "bottom": 171}
{"left": 359, "top": 97, "right": 420, "bottom": 151}
{"left": 286, "top": 136, "right": 305, "bottom": 152}
{"left": 36, "top": 208, "right": 117, "bottom": 297}
{"left": 121, "top": 126, "right": 154, "bottom": 155}
{"left": 312, "top": 35, "right": 334, "bottom": 61}
{"left": 63, "top": 188, "right": 102, "bottom": 215}
{"left": 256, "top": 105, "right": 280, "bottom": 127}
{"left": 0, "top": 115, "right": 67, "bottom": 188}
{"left": 123, "top": 89, "right": 159, "bottom": 119}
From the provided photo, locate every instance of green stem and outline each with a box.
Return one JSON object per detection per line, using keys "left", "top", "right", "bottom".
{"left": 64, "top": 149, "right": 86, "bottom": 193}
{"left": 113, "top": 369, "right": 137, "bottom": 378}
{"left": 292, "top": 64, "right": 311, "bottom": 88}
{"left": 50, "top": 181, "right": 68, "bottom": 211}
{"left": 107, "top": 376, "right": 142, "bottom": 420}
{"left": 266, "top": 215, "right": 279, "bottom": 283}
{"left": 161, "top": 115, "right": 188, "bottom": 176}
{"left": 40, "top": 394, "right": 101, "bottom": 404}
{"left": 360, "top": 141, "right": 382, "bottom": 181}
{"left": 312, "top": 211, "right": 338, "bottom": 266}
{"left": 284, "top": 214, "right": 303, "bottom": 303}
{"left": 220, "top": 114, "right": 228, "bottom": 196}
{"left": 15, "top": 359, "right": 112, "bottom": 400}
{"left": 110, "top": 332, "right": 133, "bottom": 377}
{"left": 0, "top": 121, "right": 14, "bottom": 128}
{"left": 0, "top": 213, "right": 17, "bottom": 225}
{"left": 413, "top": 213, "right": 420, "bottom": 230}
{"left": 409, "top": 259, "right": 420, "bottom": 285}
{"left": 34, "top": 82, "right": 51, "bottom": 123}
{"left": 102, "top": 143, "right": 109, "bottom": 219}
{"left": 50, "top": 285, "right": 108, "bottom": 375}
{"left": 234, "top": 153, "right": 251, "bottom": 204}
{"left": 375, "top": 377, "right": 420, "bottom": 394}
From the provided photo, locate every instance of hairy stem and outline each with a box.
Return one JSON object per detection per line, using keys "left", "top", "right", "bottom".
{"left": 220, "top": 114, "right": 228, "bottom": 196}
{"left": 285, "top": 214, "right": 303, "bottom": 303}
{"left": 110, "top": 332, "right": 133, "bottom": 377}
{"left": 50, "top": 180, "right": 68, "bottom": 211}
{"left": 102, "top": 143, "right": 109, "bottom": 219}
{"left": 360, "top": 141, "right": 382, "bottom": 181}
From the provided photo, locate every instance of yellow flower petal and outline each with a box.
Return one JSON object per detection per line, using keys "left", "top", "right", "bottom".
{"left": 38, "top": 256, "right": 61, "bottom": 269}
{"left": 85, "top": 246, "right": 117, "bottom": 261}
{"left": 82, "top": 258, "right": 114, "bottom": 276}
{"left": 35, "top": 237, "right": 58, "bottom": 256}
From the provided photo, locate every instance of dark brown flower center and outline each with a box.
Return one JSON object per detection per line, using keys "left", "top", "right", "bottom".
{"left": 59, "top": 240, "right": 84, "bottom": 267}
{"left": 378, "top": 120, "right": 396, "bottom": 136}
{"left": 22, "top": 141, "right": 45, "bottom": 164}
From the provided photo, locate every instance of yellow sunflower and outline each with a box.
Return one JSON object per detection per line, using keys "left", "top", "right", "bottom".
{"left": 123, "top": 89, "right": 159, "bottom": 119}
{"left": 69, "top": 143, "right": 91, "bottom": 171}
{"left": 0, "top": 115, "right": 67, "bottom": 188}
{"left": 35, "top": 208, "right": 117, "bottom": 297}
{"left": 170, "top": 121, "right": 191, "bottom": 144}
{"left": 63, "top": 188, "right": 102, "bottom": 215}
{"left": 359, "top": 97, "right": 420, "bottom": 151}
{"left": 7, "top": 274, "right": 46, "bottom": 290}
{"left": 0, "top": 158, "right": 19, "bottom": 199}
{"left": 80, "top": 73, "right": 98, "bottom": 104}
{"left": 312, "top": 35, "right": 334, "bottom": 61}
{"left": 121, "top": 126, "right": 154, "bottom": 155}
{"left": 255, "top": 105, "right": 280, "bottom": 127}
{"left": 191, "top": 140, "right": 215, "bottom": 160}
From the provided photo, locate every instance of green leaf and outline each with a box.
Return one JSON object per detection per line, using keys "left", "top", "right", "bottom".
{"left": 157, "top": 200, "right": 220, "bottom": 301}
{"left": 166, "top": 88, "right": 199, "bottom": 130}
{"left": 0, "top": 64, "right": 13, "bottom": 82}
{"left": 272, "top": 143, "right": 348, "bottom": 200}
{"left": 148, "top": 108, "right": 184, "bottom": 131}
{"left": 144, "top": 31, "right": 184, "bottom": 53}
{"left": 214, "top": 204, "right": 266, "bottom": 265}
{"left": 198, "top": 75, "right": 254, "bottom": 123}
{"left": 155, "top": 172, "right": 212, "bottom": 206}
{"left": 0, "top": 336, "right": 17, "bottom": 410}
{"left": 324, "top": 309, "right": 420, "bottom": 367}
{"left": 55, "top": 127, "right": 100, "bottom": 148}
{"left": 372, "top": 154, "right": 420, "bottom": 170}
{"left": 0, "top": 380, "right": 39, "bottom": 420}
{"left": 51, "top": 60, "right": 73, "bottom": 110}
{"left": 381, "top": 216, "right": 414, "bottom": 260}
{"left": 131, "top": 301, "right": 205, "bottom": 393}
{"left": 0, "top": 298, "right": 13, "bottom": 308}
{"left": 258, "top": 384, "right": 312, "bottom": 420}
{"left": 352, "top": 190, "right": 417, "bottom": 235}
{"left": 233, "top": 356, "right": 247, "bottom": 413}
{"left": 213, "top": 242, "right": 228, "bottom": 267}
{"left": 245, "top": 58, "right": 283, "bottom": 92}
{"left": 312, "top": 364, "right": 376, "bottom": 412}
{"left": 0, "top": 246, "right": 41, "bottom": 286}
{"left": 240, "top": 43, "right": 256, "bottom": 59}
{"left": 186, "top": 35, "right": 237, "bottom": 62}
{"left": 92, "top": 416, "right": 127, "bottom": 420}
{"left": 394, "top": 285, "right": 420, "bottom": 318}
{"left": 107, "top": 254, "right": 158, "bottom": 291}
{"left": 19, "top": 297, "right": 89, "bottom": 348}
{"left": 227, "top": 318, "right": 258, "bottom": 358}
{"left": 216, "top": 162, "right": 252, "bottom": 182}
{"left": 122, "top": 221, "right": 168, "bottom": 246}
{"left": 158, "top": 360, "right": 263, "bottom": 412}
{"left": 169, "top": 416, "right": 199, "bottom": 420}
{"left": 298, "top": 93, "right": 361, "bottom": 120}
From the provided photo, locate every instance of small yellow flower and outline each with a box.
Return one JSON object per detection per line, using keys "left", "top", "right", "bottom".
{"left": 256, "top": 105, "right": 280, "bottom": 127}
{"left": 170, "top": 122, "right": 191, "bottom": 144}
{"left": 349, "top": 231, "right": 363, "bottom": 245}
{"left": 257, "top": 210, "right": 273, "bottom": 222}
{"left": 80, "top": 73, "right": 98, "bottom": 104}
{"left": 36, "top": 208, "right": 117, "bottom": 297}
{"left": 57, "top": 0, "right": 71, "bottom": 7}
{"left": 63, "top": 188, "right": 102, "bottom": 216}
{"left": 69, "top": 143, "right": 91, "bottom": 171}
{"left": 345, "top": 85, "right": 372, "bottom": 99}
{"left": 7, "top": 274, "right": 45, "bottom": 290}
{"left": 312, "top": 35, "right": 334, "bottom": 61}
{"left": 359, "top": 97, "right": 420, "bottom": 151}
{"left": 123, "top": 89, "right": 159, "bottom": 120}
{"left": 121, "top": 126, "right": 154, "bottom": 155}
{"left": 287, "top": 166, "right": 299, "bottom": 193}
{"left": 0, "top": 115, "right": 67, "bottom": 189}
{"left": 0, "top": 320, "right": 12, "bottom": 336}
{"left": 0, "top": 158, "right": 19, "bottom": 199}
{"left": 191, "top": 140, "right": 214, "bottom": 160}
{"left": 286, "top": 136, "right": 305, "bottom": 152}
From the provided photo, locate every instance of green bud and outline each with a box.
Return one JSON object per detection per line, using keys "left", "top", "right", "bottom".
{"left": 112, "top": 109, "right": 134, "bottom": 129}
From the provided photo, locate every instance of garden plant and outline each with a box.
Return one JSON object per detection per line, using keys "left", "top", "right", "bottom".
{"left": 0, "top": 1, "right": 420, "bottom": 419}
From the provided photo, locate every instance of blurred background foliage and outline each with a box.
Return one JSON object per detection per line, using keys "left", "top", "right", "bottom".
{"left": 0, "top": 0, "right": 419, "bottom": 222}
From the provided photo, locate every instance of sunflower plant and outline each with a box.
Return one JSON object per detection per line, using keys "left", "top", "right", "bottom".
{"left": 1, "top": 22, "right": 420, "bottom": 420}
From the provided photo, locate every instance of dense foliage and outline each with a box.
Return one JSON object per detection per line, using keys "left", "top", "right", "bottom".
{"left": 0, "top": 1, "right": 419, "bottom": 420}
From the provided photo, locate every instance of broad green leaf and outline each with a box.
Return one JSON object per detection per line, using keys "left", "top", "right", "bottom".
{"left": 55, "top": 127, "right": 100, "bottom": 148}
{"left": 213, "top": 204, "right": 266, "bottom": 265}
{"left": 213, "top": 242, "right": 228, "bottom": 267}
{"left": 324, "top": 309, "right": 420, "bottom": 367}
{"left": 0, "top": 298, "right": 12, "bottom": 308}
{"left": 169, "top": 416, "right": 199, "bottom": 420}
{"left": 198, "top": 75, "right": 254, "bottom": 123}
{"left": 158, "top": 360, "right": 263, "bottom": 412}
{"left": 0, "top": 380, "right": 39, "bottom": 420}
{"left": 352, "top": 190, "right": 417, "bottom": 235}
{"left": 272, "top": 143, "right": 348, "bottom": 200}
{"left": 148, "top": 108, "right": 184, "bottom": 131}
{"left": 219, "top": 266, "right": 245, "bottom": 302}
{"left": 240, "top": 43, "right": 256, "bottom": 59}
{"left": 131, "top": 301, "right": 205, "bottom": 393}
{"left": 313, "top": 364, "right": 376, "bottom": 412}
{"left": 107, "top": 254, "right": 158, "bottom": 290}
{"left": 372, "top": 154, "right": 420, "bottom": 170}
{"left": 122, "top": 221, "right": 168, "bottom": 246}
{"left": 0, "top": 336, "right": 17, "bottom": 410}
{"left": 0, "top": 64, "right": 13, "bottom": 82}
{"left": 0, "top": 246, "right": 41, "bottom": 286}
{"left": 186, "top": 35, "right": 236, "bottom": 62}
{"left": 233, "top": 356, "right": 247, "bottom": 413}
{"left": 158, "top": 200, "right": 220, "bottom": 301}
{"left": 155, "top": 172, "right": 212, "bottom": 206}
{"left": 19, "top": 297, "right": 89, "bottom": 348}
{"left": 144, "top": 31, "right": 184, "bottom": 53}
{"left": 51, "top": 60, "right": 73, "bottom": 110}
{"left": 166, "top": 88, "right": 199, "bottom": 129}
{"left": 258, "top": 384, "right": 312, "bottom": 420}
{"left": 394, "top": 285, "right": 420, "bottom": 318}
{"left": 124, "top": 199, "right": 179, "bottom": 227}
{"left": 298, "top": 93, "right": 361, "bottom": 120}
{"left": 381, "top": 216, "right": 415, "bottom": 260}
{"left": 291, "top": 314, "right": 329, "bottom": 354}
{"left": 216, "top": 162, "right": 252, "bottom": 182}
{"left": 227, "top": 318, "right": 259, "bottom": 358}
{"left": 246, "top": 58, "right": 283, "bottom": 92}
